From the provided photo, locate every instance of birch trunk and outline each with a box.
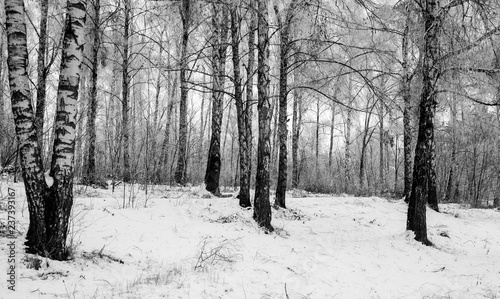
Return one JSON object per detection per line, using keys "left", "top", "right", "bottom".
{"left": 253, "top": 0, "right": 273, "bottom": 231}
{"left": 359, "top": 99, "right": 375, "bottom": 189}
{"left": 407, "top": 0, "right": 438, "bottom": 245}
{"left": 85, "top": 0, "right": 100, "bottom": 185}
{"left": 35, "top": 0, "right": 49, "bottom": 156}
{"left": 292, "top": 89, "right": 301, "bottom": 188}
{"left": 152, "top": 44, "right": 162, "bottom": 182}
{"left": 231, "top": 6, "right": 252, "bottom": 207}
{"left": 275, "top": 0, "right": 298, "bottom": 208}
{"left": 379, "top": 102, "right": 385, "bottom": 190}
{"left": 244, "top": 0, "right": 256, "bottom": 203}
{"left": 46, "top": 0, "right": 87, "bottom": 259}
{"left": 198, "top": 71, "right": 205, "bottom": 171}
{"left": 159, "top": 71, "right": 178, "bottom": 183}
{"left": 402, "top": 1, "right": 412, "bottom": 202}
{"left": 328, "top": 103, "right": 335, "bottom": 172}
{"left": 205, "top": 5, "right": 229, "bottom": 195}
{"left": 5, "top": 0, "right": 87, "bottom": 259}
{"left": 496, "top": 101, "right": 500, "bottom": 203}
{"left": 5, "top": 0, "right": 48, "bottom": 257}
{"left": 121, "top": 0, "right": 131, "bottom": 182}
{"left": 345, "top": 79, "right": 353, "bottom": 192}
{"left": 315, "top": 99, "right": 320, "bottom": 180}
{"left": 0, "top": 11, "right": 5, "bottom": 146}
{"left": 175, "top": 0, "right": 191, "bottom": 185}
{"left": 443, "top": 99, "right": 457, "bottom": 202}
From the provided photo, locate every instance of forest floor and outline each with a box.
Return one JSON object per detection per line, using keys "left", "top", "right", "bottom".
{"left": 0, "top": 182, "right": 499, "bottom": 298}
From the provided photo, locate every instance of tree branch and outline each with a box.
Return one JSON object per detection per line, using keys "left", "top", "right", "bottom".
{"left": 440, "top": 25, "right": 500, "bottom": 61}
{"left": 437, "top": 89, "right": 500, "bottom": 106}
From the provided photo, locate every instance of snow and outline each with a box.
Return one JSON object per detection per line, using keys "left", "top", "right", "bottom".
{"left": 1, "top": 183, "right": 499, "bottom": 298}
{"left": 44, "top": 171, "right": 54, "bottom": 187}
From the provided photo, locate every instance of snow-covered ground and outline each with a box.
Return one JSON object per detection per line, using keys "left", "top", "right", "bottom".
{"left": 1, "top": 182, "right": 499, "bottom": 298}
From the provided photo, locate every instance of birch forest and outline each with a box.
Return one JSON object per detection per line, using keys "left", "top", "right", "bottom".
{"left": 0, "top": 0, "right": 500, "bottom": 297}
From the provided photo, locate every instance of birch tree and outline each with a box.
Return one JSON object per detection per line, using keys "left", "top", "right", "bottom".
{"left": 174, "top": 0, "right": 191, "bottom": 185}
{"left": 5, "top": 0, "right": 87, "bottom": 259}
{"left": 406, "top": 0, "right": 439, "bottom": 245}
{"left": 121, "top": 0, "right": 131, "bottom": 182}
{"left": 291, "top": 89, "right": 302, "bottom": 188}
{"left": 84, "top": 0, "right": 101, "bottom": 185}
{"left": 401, "top": 0, "right": 413, "bottom": 202}
{"left": 274, "top": 0, "right": 299, "bottom": 209}
{"left": 231, "top": 3, "right": 253, "bottom": 208}
{"left": 205, "top": 3, "right": 229, "bottom": 195}
{"left": 253, "top": 0, "right": 273, "bottom": 231}
{"left": 0, "top": 5, "right": 5, "bottom": 151}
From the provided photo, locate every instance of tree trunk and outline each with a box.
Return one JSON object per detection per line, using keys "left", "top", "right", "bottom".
{"left": 428, "top": 148, "right": 439, "bottom": 211}
{"left": 328, "top": 103, "right": 335, "bottom": 172}
{"left": 345, "top": 85, "right": 352, "bottom": 192}
{"left": 0, "top": 4, "right": 4, "bottom": 138}
{"left": 46, "top": 0, "right": 87, "bottom": 259}
{"left": 85, "top": 0, "right": 100, "bottom": 185}
{"left": 245, "top": 0, "right": 256, "bottom": 196}
{"left": 205, "top": 5, "right": 229, "bottom": 195}
{"left": 495, "top": 61, "right": 500, "bottom": 206}
{"left": 109, "top": 28, "right": 121, "bottom": 182}
{"left": 403, "top": 104, "right": 412, "bottom": 201}
{"left": 493, "top": 52, "right": 500, "bottom": 206}
{"left": 479, "top": 11, "right": 500, "bottom": 205}
{"left": 0, "top": 45, "right": 4, "bottom": 146}
{"left": 122, "top": 0, "right": 131, "bottom": 183}
{"left": 402, "top": 2, "right": 412, "bottom": 202}
{"left": 35, "top": 0, "right": 49, "bottom": 157}
{"left": 0, "top": 18, "right": 4, "bottom": 138}
{"left": 198, "top": 70, "right": 206, "bottom": 172}
{"left": 496, "top": 92, "right": 500, "bottom": 203}
{"left": 315, "top": 98, "right": 320, "bottom": 181}
{"left": 443, "top": 99, "right": 457, "bottom": 202}
{"left": 359, "top": 99, "right": 375, "bottom": 189}
{"left": 275, "top": 1, "right": 298, "bottom": 209}
{"left": 231, "top": 6, "right": 252, "bottom": 207}
{"left": 152, "top": 45, "right": 162, "bottom": 182}
{"left": 496, "top": 103, "right": 500, "bottom": 203}
{"left": 253, "top": 0, "right": 273, "bottom": 231}
{"left": 394, "top": 134, "right": 399, "bottom": 192}
{"left": 407, "top": 0, "right": 438, "bottom": 245}
{"left": 160, "top": 102, "right": 174, "bottom": 182}
{"left": 175, "top": 0, "right": 190, "bottom": 185}
{"left": 159, "top": 70, "right": 178, "bottom": 183}
{"left": 292, "top": 89, "right": 301, "bottom": 188}
{"left": 379, "top": 102, "right": 385, "bottom": 191}
{"left": 5, "top": 0, "right": 86, "bottom": 260}
{"left": 131, "top": 73, "right": 140, "bottom": 179}
{"left": 5, "top": 0, "right": 48, "bottom": 257}
{"left": 270, "top": 90, "right": 279, "bottom": 179}
{"left": 222, "top": 99, "right": 232, "bottom": 164}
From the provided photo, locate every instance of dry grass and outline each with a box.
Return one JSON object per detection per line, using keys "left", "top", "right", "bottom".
{"left": 194, "top": 236, "right": 242, "bottom": 271}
